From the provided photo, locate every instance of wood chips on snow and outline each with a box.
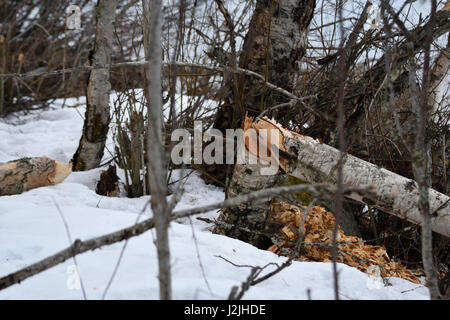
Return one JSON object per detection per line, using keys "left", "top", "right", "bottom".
{"left": 267, "top": 201, "right": 423, "bottom": 284}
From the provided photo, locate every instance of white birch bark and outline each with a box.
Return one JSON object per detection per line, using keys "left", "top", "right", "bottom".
{"left": 72, "top": 0, "right": 117, "bottom": 171}
{"left": 214, "top": 0, "right": 316, "bottom": 248}
{"left": 428, "top": 34, "right": 450, "bottom": 118}
{"left": 265, "top": 119, "right": 450, "bottom": 237}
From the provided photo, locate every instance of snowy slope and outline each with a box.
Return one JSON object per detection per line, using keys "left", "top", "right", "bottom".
{"left": 0, "top": 102, "right": 429, "bottom": 300}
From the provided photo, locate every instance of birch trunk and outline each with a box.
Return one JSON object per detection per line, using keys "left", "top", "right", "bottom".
{"left": 72, "top": 0, "right": 117, "bottom": 171}
{"left": 256, "top": 117, "right": 450, "bottom": 238}
{"left": 428, "top": 33, "right": 450, "bottom": 117}
{"left": 213, "top": 0, "right": 316, "bottom": 248}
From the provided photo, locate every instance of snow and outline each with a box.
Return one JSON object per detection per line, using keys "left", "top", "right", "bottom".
{"left": 0, "top": 101, "right": 429, "bottom": 300}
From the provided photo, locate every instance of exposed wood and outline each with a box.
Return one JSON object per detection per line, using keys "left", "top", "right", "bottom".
{"left": 253, "top": 116, "right": 450, "bottom": 237}
{"left": 0, "top": 157, "right": 71, "bottom": 196}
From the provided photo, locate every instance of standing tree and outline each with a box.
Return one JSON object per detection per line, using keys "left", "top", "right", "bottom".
{"left": 72, "top": 0, "right": 118, "bottom": 171}
{"left": 212, "top": 0, "right": 316, "bottom": 248}
{"left": 142, "top": 0, "right": 172, "bottom": 300}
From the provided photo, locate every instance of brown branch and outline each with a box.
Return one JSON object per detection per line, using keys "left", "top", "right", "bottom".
{"left": 330, "top": 1, "right": 372, "bottom": 80}
{"left": 0, "top": 59, "right": 316, "bottom": 112}
{"left": 384, "top": 1, "right": 415, "bottom": 44}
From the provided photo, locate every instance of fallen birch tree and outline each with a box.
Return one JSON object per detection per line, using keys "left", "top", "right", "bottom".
{"left": 245, "top": 117, "right": 450, "bottom": 238}
{"left": 0, "top": 157, "right": 72, "bottom": 196}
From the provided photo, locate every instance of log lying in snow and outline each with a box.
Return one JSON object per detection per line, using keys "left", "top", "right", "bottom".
{"left": 0, "top": 157, "right": 72, "bottom": 196}
{"left": 247, "top": 117, "right": 450, "bottom": 238}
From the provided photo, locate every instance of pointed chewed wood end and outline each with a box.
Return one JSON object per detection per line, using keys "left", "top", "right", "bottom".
{"left": 243, "top": 115, "right": 450, "bottom": 237}
{"left": 49, "top": 160, "right": 73, "bottom": 185}
{"left": 243, "top": 114, "right": 310, "bottom": 171}
{"left": 0, "top": 156, "right": 72, "bottom": 196}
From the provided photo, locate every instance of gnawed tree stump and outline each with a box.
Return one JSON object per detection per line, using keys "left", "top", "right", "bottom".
{"left": 214, "top": 116, "right": 363, "bottom": 248}
{"left": 0, "top": 157, "right": 72, "bottom": 196}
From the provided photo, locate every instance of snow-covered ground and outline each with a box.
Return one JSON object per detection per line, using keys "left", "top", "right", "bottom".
{"left": 0, "top": 100, "right": 429, "bottom": 299}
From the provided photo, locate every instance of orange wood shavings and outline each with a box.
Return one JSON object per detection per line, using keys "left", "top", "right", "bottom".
{"left": 242, "top": 114, "right": 288, "bottom": 170}
{"left": 268, "top": 201, "right": 422, "bottom": 284}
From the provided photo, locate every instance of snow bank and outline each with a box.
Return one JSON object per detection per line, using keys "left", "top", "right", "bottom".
{"left": 0, "top": 102, "right": 429, "bottom": 299}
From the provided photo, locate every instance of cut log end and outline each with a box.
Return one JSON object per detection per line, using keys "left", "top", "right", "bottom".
{"left": 0, "top": 157, "right": 72, "bottom": 196}
{"left": 49, "top": 160, "right": 73, "bottom": 185}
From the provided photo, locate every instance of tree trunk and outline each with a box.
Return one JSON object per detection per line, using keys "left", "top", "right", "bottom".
{"left": 142, "top": 0, "right": 172, "bottom": 300}
{"left": 0, "top": 157, "right": 71, "bottom": 196}
{"left": 213, "top": 0, "right": 316, "bottom": 248}
{"left": 255, "top": 117, "right": 450, "bottom": 238}
{"left": 428, "top": 33, "right": 450, "bottom": 117}
{"left": 72, "top": 0, "right": 117, "bottom": 171}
